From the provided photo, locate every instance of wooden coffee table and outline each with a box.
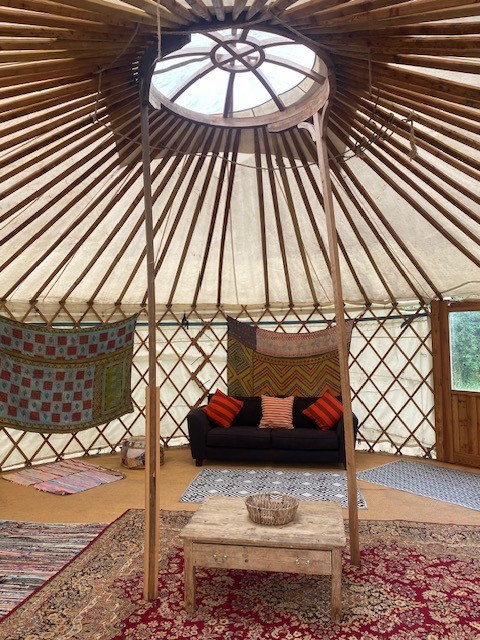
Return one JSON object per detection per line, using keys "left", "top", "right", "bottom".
{"left": 180, "top": 495, "right": 346, "bottom": 621}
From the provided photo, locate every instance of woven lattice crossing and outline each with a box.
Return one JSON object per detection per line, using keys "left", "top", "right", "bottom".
{"left": 0, "top": 302, "right": 434, "bottom": 471}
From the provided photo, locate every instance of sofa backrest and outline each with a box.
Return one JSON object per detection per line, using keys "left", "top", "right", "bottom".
{"left": 231, "top": 396, "right": 262, "bottom": 426}
{"left": 206, "top": 395, "right": 329, "bottom": 429}
{"left": 292, "top": 397, "right": 321, "bottom": 429}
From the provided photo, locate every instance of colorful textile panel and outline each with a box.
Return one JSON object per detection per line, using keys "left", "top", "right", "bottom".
{"left": 227, "top": 316, "right": 354, "bottom": 398}
{"left": 0, "top": 315, "right": 137, "bottom": 433}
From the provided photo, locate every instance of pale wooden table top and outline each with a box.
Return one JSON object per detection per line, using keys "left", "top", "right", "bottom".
{"left": 180, "top": 496, "right": 346, "bottom": 550}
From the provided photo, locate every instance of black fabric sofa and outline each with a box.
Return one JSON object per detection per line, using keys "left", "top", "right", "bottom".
{"left": 187, "top": 395, "right": 358, "bottom": 468}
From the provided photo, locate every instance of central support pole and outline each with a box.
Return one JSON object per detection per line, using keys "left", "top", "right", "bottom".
{"left": 139, "top": 59, "right": 161, "bottom": 600}
{"left": 312, "top": 106, "right": 360, "bottom": 565}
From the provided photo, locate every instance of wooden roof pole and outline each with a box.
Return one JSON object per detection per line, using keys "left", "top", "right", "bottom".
{"left": 311, "top": 90, "right": 360, "bottom": 565}
{"left": 139, "top": 48, "right": 160, "bottom": 601}
{"left": 138, "top": 33, "right": 190, "bottom": 600}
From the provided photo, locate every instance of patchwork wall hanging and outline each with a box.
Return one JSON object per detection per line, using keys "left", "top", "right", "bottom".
{"left": 0, "top": 315, "right": 138, "bottom": 434}
{"left": 227, "top": 316, "right": 354, "bottom": 398}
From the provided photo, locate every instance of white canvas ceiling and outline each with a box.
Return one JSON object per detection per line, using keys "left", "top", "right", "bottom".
{"left": 0, "top": 0, "right": 479, "bottom": 313}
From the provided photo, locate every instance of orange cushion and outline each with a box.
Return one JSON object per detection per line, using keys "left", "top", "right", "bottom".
{"left": 302, "top": 391, "right": 343, "bottom": 430}
{"left": 259, "top": 395, "right": 294, "bottom": 429}
{"left": 203, "top": 389, "right": 243, "bottom": 428}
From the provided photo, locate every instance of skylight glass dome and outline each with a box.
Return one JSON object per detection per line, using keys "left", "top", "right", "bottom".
{"left": 149, "top": 28, "right": 330, "bottom": 129}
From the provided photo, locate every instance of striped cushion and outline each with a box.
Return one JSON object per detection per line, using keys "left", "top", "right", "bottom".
{"left": 259, "top": 395, "right": 294, "bottom": 429}
{"left": 302, "top": 391, "right": 343, "bottom": 430}
{"left": 203, "top": 389, "right": 243, "bottom": 428}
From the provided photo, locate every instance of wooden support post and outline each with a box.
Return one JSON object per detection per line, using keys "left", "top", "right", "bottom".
{"left": 139, "top": 53, "right": 160, "bottom": 601}
{"left": 144, "top": 385, "right": 160, "bottom": 599}
{"left": 312, "top": 100, "right": 360, "bottom": 565}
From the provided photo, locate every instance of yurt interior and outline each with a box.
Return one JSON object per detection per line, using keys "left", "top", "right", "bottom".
{"left": 0, "top": 0, "right": 479, "bottom": 637}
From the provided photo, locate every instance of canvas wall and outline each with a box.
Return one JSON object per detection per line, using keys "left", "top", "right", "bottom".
{"left": 0, "top": 303, "right": 434, "bottom": 470}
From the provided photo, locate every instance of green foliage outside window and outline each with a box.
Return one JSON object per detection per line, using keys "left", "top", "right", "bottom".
{"left": 449, "top": 311, "right": 480, "bottom": 392}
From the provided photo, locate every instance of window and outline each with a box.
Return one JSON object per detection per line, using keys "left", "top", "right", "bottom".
{"left": 449, "top": 311, "right": 480, "bottom": 392}
{"left": 149, "top": 27, "right": 330, "bottom": 130}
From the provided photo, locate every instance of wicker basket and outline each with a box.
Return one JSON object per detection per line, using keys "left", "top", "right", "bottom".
{"left": 245, "top": 492, "right": 299, "bottom": 526}
{"left": 120, "top": 437, "right": 165, "bottom": 469}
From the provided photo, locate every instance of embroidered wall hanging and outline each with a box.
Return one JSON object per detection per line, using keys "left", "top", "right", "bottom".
{"left": 0, "top": 315, "right": 138, "bottom": 434}
{"left": 227, "top": 316, "right": 354, "bottom": 397}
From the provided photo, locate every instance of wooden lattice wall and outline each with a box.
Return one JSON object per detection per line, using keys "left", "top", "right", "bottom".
{"left": 0, "top": 302, "right": 434, "bottom": 470}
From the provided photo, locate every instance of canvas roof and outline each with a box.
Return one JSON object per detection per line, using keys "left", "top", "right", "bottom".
{"left": 1, "top": 0, "right": 479, "bottom": 313}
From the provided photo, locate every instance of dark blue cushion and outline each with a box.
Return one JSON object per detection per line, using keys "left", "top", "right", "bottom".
{"left": 271, "top": 427, "right": 338, "bottom": 450}
{"left": 231, "top": 396, "right": 262, "bottom": 426}
{"left": 293, "top": 397, "right": 320, "bottom": 429}
{"left": 207, "top": 425, "right": 271, "bottom": 449}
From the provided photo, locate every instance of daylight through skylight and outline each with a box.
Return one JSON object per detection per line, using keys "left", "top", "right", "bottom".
{"left": 149, "top": 28, "right": 329, "bottom": 129}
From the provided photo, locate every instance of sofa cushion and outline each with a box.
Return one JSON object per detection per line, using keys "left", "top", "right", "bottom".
{"left": 303, "top": 391, "right": 344, "bottom": 430}
{"left": 292, "top": 397, "right": 320, "bottom": 428}
{"left": 259, "top": 395, "right": 294, "bottom": 429}
{"left": 204, "top": 389, "right": 244, "bottom": 427}
{"left": 231, "top": 396, "right": 262, "bottom": 427}
{"left": 271, "top": 428, "right": 338, "bottom": 451}
{"left": 207, "top": 425, "right": 272, "bottom": 449}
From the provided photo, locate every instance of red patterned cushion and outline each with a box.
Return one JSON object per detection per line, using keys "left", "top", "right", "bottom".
{"left": 259, "top": 395, "right": 294, "bottom": 429}
{"left": 302, "top": 391, "right": 343, "bottom": 430}
{"left": 203, "top": 389, "right": 243, "bottom": 428}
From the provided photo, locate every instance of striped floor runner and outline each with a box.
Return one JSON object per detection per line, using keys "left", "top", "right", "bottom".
{"left": 2, "top": 459, "right": 124, "bottom": 495}
{"left": 0, "top": 520, "right": 105, "bottom": 617}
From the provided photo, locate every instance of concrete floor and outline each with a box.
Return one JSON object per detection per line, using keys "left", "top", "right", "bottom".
{"left": 1, "top": 447, "right": 479, "bottom": 526}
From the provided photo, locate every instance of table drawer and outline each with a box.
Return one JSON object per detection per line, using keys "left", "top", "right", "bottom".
{"left": 192, "top": 543, "right": 332, "bottom": 575}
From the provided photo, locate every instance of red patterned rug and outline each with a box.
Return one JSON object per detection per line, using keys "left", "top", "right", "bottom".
{"left": 1, "top": 510, "right": 479, "bottom": 640}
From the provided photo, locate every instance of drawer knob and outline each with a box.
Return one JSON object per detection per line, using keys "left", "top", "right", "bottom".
{"left": 295, "top": 557, "right": 311, "bottom": 566}
{"left": 212, "top": 553, "right": 228, "bottom": 563}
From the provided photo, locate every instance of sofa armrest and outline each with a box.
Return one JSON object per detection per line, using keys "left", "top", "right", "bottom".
{"left": 187, "top": 406, "right": 213, "bottom": 464}
{"left": 335, "top": 413, "right": 359, "bottom": 466}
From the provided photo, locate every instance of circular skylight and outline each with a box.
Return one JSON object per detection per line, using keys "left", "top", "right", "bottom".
{"left": 149, "top": 28, "right": 331, "bottom": 130}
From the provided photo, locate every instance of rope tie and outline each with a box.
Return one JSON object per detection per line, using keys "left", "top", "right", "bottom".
{"left": 93, "top": 69, "right": 103, "bottom": 123}
{"left": 368, "top": 54, "right": 373, "bottom": 98}
{"left": 354, "top": 141, "right": 366, "bottom": 158}
{"left": 91, "top": 24, "right": 139, "bottom": 124}
{"left": 407, "top": 111, "right": 418, "bottom": 160}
